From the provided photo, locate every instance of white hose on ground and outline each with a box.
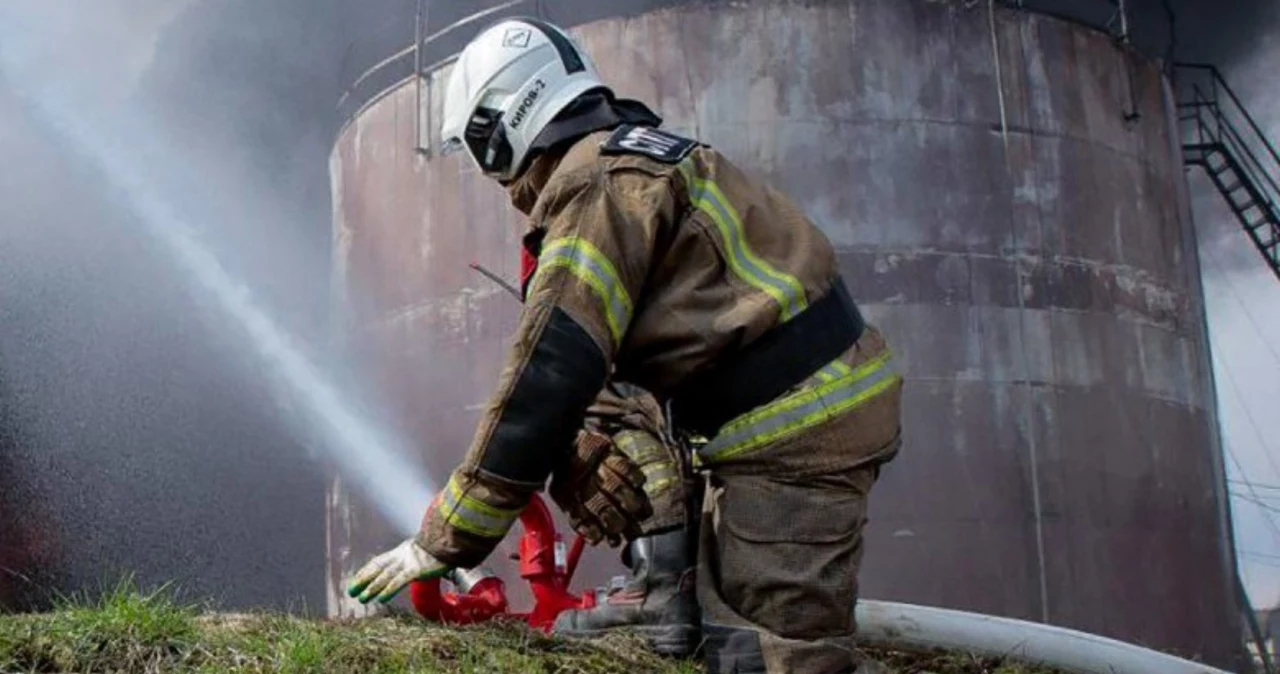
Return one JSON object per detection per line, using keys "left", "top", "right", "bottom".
{"left": 856, "top": 600, "right": 1238, "bottom": 674}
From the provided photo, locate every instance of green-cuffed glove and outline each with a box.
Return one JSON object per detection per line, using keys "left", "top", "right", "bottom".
{"left": 346, "top": 538, "right": 451, "bottom": 604}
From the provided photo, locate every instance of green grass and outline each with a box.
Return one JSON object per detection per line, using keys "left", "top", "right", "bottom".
{"left": 0, "top": 580, "right": 695, "bottom": 674}
{"left": 866, "top": 645, "right": 1064, "bottom": 673}
{"left": 0, "top": 581, "right": 1062, "bottom": 674}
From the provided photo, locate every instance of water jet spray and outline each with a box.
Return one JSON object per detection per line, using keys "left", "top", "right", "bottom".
{"left": 0, "top": 35, "right": 436, "bottom": 538}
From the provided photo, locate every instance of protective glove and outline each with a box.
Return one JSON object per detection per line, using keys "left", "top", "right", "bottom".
{"left": 550, "top": 429, "right": 653, "bottom": 546}
{"left": 346, "top": 537, "right": 450, "bottom": 604}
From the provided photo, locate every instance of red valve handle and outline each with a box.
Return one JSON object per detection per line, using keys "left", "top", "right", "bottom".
{"left": 409, "top": 572, "right": 508, "bottom": 625}
{"left": 409, "top": 493, "right": 595, "bottom": 631}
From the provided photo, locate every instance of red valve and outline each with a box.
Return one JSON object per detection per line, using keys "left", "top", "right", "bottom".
{"left": 408, "top": 493, "right": 595, "bottom": 631}
{"left": 409, "top": 569, "right": 509, "bottom": 625}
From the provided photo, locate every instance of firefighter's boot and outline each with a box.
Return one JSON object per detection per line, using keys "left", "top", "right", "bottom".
{"left": 553, "top": 528, "right": 699, "bottom": 657}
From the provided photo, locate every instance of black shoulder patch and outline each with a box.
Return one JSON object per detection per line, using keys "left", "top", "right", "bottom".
{"left": 600, "top": 124, "right": 698, "bottom": 164}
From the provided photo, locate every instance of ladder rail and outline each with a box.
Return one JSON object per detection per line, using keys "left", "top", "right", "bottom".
{"left": 1215, "top": 129, "right": 1280, "bottom": 223}
{"left": 1181, "top": 87, "right": 1217, "bottom": 160}
{"left": 1208, "top": 101, "right": 1280, "bottom": 209}
{"left": 1196, "top": 142, "right": 1280, "bottom": 277}
{"left": 1176, "top": 64, "right": 1280, "bottom": 280}
{"left": 1208, "top": 151, "right": 1280, "bottom": 267}
{"left": 1184, "top": 83, "right": 1280, "bottom": 209}
{"left": 1178, "top": 63, "right": 1280, "bottom": 176}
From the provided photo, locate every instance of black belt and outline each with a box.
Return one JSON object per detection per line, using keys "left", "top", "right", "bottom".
{"left": 667, "top": 277, "right": 865, "bottom": 438}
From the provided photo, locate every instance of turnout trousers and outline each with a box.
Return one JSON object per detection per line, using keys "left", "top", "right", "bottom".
{"left": 693, "top": 327, "right": 903, "bottom": 674}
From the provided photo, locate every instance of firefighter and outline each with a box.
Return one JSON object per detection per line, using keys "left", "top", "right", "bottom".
{"left": 348, "top": 17, "right": 904, "bottom": 674}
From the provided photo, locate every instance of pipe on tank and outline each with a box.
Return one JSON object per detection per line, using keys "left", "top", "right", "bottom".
{"left": 857, "top": 601, "right": 1235, "bottom": 674}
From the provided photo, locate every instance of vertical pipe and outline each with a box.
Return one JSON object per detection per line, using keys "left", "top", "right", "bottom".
{"left": 1117, "top": 0, "right": 1131, "bottom": 43}
{"left": 988, "top": 0, "right": 1009, "bottom": 154}
{"left": 413, "top": 0, "right": 425, "bottom": 153}
{"left": 1161, "top": 0, "right": 1178, "bottom": 78}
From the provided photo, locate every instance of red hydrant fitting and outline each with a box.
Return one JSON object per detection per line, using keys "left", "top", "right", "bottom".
{"left": 409, "top": 493, "right": 595, "bottom": 631}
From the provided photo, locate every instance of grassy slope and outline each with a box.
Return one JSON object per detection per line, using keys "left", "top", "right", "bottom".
{"left": 0, "top": 584, "right": 1059, "bottom": 673}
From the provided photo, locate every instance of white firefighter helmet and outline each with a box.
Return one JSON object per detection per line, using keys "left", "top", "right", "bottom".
{"left": 440, "top": 18, "right": 608, "bottom": 182}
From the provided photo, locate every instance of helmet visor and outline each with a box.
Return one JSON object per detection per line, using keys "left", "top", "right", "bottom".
{"left": 462, "top": 107, "right": 511, "bottom": 176}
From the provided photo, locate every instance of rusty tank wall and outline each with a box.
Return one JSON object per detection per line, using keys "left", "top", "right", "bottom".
{"left": 327, "top": 0, "right": 1239, "bottom": 664}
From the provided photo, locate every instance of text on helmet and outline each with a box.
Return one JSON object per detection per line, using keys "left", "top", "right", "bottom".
{"left": 508, "top": 79, "right": 547, "bottom": 130}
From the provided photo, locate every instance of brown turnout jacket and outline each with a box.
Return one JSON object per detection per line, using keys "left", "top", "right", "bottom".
{"left": 418, "top": 124, "right": 853, "bottom": 568}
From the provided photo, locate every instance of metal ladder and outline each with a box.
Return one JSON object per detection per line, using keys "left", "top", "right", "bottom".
{"left": 1176, "top": 63, "right": 1280, "bottom": 281}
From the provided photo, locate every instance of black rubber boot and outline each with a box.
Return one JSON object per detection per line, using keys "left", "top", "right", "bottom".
{"left": 553, "top": 527, "right": 699, "bottom": 657}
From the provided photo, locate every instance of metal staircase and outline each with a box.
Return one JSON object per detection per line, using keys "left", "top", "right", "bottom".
{"left": 1176, "top": 63, "right": 1280, "bottom": 281}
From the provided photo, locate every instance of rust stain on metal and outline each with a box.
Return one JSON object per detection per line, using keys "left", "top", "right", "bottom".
{"left": 328, "top": 0, "right": 1238, "bottom": 665}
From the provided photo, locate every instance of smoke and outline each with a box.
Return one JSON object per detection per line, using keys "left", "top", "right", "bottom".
{"left": 0, "top": 0, "right": 432, "bottom": 612}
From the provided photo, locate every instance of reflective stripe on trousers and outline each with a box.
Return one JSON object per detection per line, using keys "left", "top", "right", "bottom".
{"left": 698, "top": 352, "right": 901, "bottom": 464}
{"left": 438, "top": 475, "right": 522, "bottom": 539}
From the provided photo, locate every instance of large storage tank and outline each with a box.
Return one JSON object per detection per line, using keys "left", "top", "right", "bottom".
{"left": 327, "top": 0, "right": 1241, "bottom": 665}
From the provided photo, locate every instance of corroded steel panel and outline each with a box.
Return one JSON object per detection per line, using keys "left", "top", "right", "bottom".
{"left": 329, "top": 0, "right": 1239, "bottom": 664}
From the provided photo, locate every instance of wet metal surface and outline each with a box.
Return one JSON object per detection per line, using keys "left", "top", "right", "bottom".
{"left": 328, "top": 0, "right": 1239, "bottom": 664}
